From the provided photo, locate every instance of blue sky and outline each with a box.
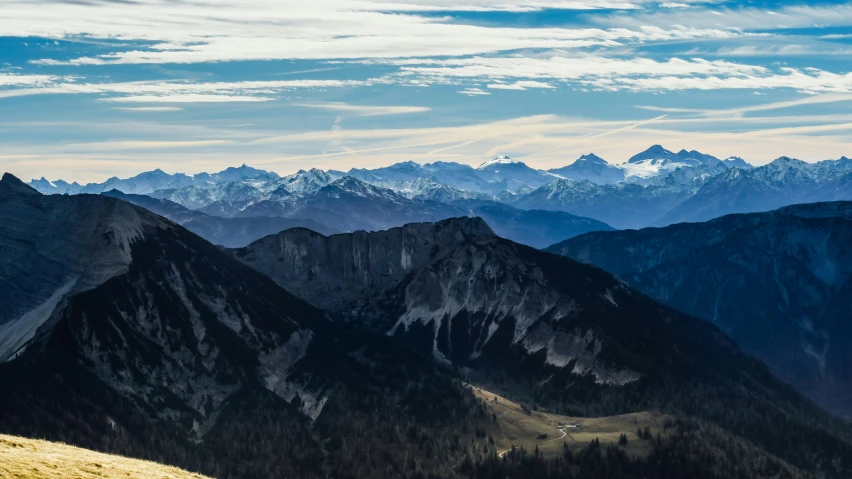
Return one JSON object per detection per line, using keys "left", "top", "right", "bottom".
{"left": 2, "top": 0, "right": 852, "bottom": 182}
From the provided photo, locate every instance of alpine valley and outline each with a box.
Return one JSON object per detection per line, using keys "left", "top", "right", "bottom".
{"left": 3, "top": 144, "right": 852, "bottom": 479}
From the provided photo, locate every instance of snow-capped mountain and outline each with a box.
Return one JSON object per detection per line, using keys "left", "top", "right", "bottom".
{"left": 547, "top": 201, "right": 852, "bottom": 416}
{"left": 151, "top": 179, "right": 270, "bottom": 210}
{"left": 657, "top": 156, "right": 852, "bottom": 225}
{"left": 475, "top": 156, "right": 560, "bottom": 191}
{"left": 28, "top": 177, "right": 83, "bottom": 194}
{"left": 722, "top": 156, "right": 753, "bottom": 169}
{"left": 273, "top": 168, "right": 343, "bottom": 195}
{"left": 347, "top": 159, "right": 545, "bottom": 193}
{"left": 236, "top": 176, "right": 468, "bottom": 233}
{"left": 547, "top": 153, "right": 626, "bottom": 184}
{"left": 620, "top": 145, "right": 722, "bottom": 182}
{"left": 393, "top": 178, "right": 492, "bottom": 203}
{"left": 23, "top": 149, "right": 851, "bottom": 235}
{"left": 28, "top": 164, "right": 279, "bottom": 196}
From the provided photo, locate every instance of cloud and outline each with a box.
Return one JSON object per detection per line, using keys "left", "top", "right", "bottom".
{"left": 595, "top": 3, "right": 852, "bottom": 31}
{"left": 381, "top": 54, "right": 852, "bottom": 94}
{"left": 104, "top": 94, "right": 273, "bottom": 103}
{"left": 0, "top": 79, "right": 371, "bottom": 102}
{"left": 636, "top": 93, "right": 852, "bottom": 118}
{"left": 458, "top": 88, "right": 490, "bottom": 96}
{"left": 113, "top": 106, "right": 184, "bottom": 111}
{"left": 488, "top": 80, "right": 555, "bottom": 90}
{"left": 293, "top": 102, "right": 431, "bottom": 116}
{"left": 3, "top": 0, "right": 741, "bottom": 67}
{"left": 7, "top": 110, "right": 852, "bottom": 184}
{"left": 0, "top": 73, "right": 63, "bottom": 87}
{"left": 64, "top": 140, "right": 233, "bottom": 151}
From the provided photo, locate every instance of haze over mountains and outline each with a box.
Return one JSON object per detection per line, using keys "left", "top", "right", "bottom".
{"left": 26, "top": 145, "right": 852, "bottom": 242}
{"left": 4, "top": 171, "right": 852, "bottom": 478}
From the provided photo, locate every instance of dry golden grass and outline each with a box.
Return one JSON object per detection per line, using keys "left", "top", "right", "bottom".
{"left": 0, "top": 434, "right": 211, "bottom": 479}
{"left": 469, "top": 385, "right": 675, "bottom": 458}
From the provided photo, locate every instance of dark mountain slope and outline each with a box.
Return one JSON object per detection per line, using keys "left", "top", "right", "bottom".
{"left": 0, "top": 174, "right": 479, "bottom": 478}
{"left": 232, "top": 216, "right": 852, "bottom": 476}
{"left": 101, "top": 189, "right": 337, "bottom": 247}
{"left": 547, "top": 201, "right": 852, "bottom": 417}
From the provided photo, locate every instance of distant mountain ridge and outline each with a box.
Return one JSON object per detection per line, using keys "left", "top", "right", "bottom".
{"left": 30, "top": 164, "right": 279, "bottom": 195}
{"left": 101, "top": 189, "right": 339, "bottom": 247}
{"left": 24, "top": 147, "right": 852, "bottom": 233}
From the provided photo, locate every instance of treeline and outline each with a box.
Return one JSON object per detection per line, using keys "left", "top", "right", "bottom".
{"left": 463, "top": 368, "right": 852, "bottom": 479}
{"left": 461, "top": 419, "right": 816, "bottom": 479}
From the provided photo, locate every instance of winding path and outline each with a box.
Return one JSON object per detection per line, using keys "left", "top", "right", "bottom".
{"left": 497, "top": 424, "right": 568, "bottom": 458}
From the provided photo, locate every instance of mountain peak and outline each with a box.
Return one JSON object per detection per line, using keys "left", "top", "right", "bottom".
{"left": 433, "top": 215, "right": 495, "bottom": 237}
{"left": 769, "top": 156, "right": 807, "bottom": 166}
{"left": 1, "top": 173, "right": 41, "bottom": 196}
{"left": 577, "top": 153, "right": 606, "bottom": 164}
{"left": 628, "top": 144, "right": 673, "bottom": 163}
{"left": 477, "top": 155, "right": 520, "bottom": 169}
{"left": 722, "top": 156, "right": 752, "bottom": 169}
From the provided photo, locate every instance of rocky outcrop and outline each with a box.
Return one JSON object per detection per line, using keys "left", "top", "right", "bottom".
{"left": 232, "top": 217, "right": 494, "bottom": 311}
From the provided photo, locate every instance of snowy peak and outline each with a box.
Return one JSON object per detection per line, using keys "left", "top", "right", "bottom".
{"left": 628, "top": 145, "right": 719, "bottom": 166}
{"left": 210, "top": 163, "right": 279, "bottom": 182}
{"left": 28, "top": 164, "right": 280, "bottom": 196}
{"left": 628, "top": 145, "right": 672, "bottom": 163}
{"left": 476, "top": 155, "right": 520, "bottom": 169}
{"left": 722, "top": 156, "right": 752, "bottom": 169}
{"left": 276, "top": 168, "right": 337, "bottom": 195}
{"left": 757, "top": 156, "right": 816, "bottom": 181}
{"left": 576, "top": 153, "right": 607, "bottom": 164}
{"left": 1, "top": 173, "right": 41, "bottom": 196}
{"left": 548, "top": 153, "right": 625, "bottom": 185}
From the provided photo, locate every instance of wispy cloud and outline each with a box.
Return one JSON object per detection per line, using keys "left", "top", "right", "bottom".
{"left": 0, "top": 79, "right": 371, "bottom": 102}
{"left": 293, "top": 102, "right": 431, "bottom": 116}
{"left": 64, "top": 140, "right": 233, "bottom": 151}
{"left": 636, "top": 94, "right": 852, "bottom": 118}
{"left": 5, "top": 0, "right": 739, "bottom": 67}
{"left": 113, "top": 106, "right": 184, "bottom": 112}
{"left": 488, "top": 80, "right": 555, "bottom": 90}
{"left": 459, "top": 88, "right": 491, "bottom": 96}
{"left": 386, "top": 55, "right": 852, "bottom": 94}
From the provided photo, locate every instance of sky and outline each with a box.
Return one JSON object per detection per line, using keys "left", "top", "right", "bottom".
{"left": 1, "top": 0, "right": 852, "bottom": 183}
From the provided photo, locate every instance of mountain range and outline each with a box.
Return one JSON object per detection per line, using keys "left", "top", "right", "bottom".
{"left": 3, "top": 172, "right": 852, "bottom": 477}
{"left": 28, "top": 147, "right": 851, "bottom": 233}
{"left": 547, "top": 201, "right": 852, "bottom": 417}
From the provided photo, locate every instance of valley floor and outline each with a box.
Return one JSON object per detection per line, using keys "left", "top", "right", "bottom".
{"left": 469, "top": 385, "right": 675, "bottom": 459}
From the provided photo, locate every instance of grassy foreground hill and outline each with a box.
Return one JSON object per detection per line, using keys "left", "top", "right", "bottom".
{"left": 0, "top": 434, "right": 211, "bottom": 479}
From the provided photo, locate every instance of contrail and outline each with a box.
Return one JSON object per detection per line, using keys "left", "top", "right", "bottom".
{"left": 427, "top": 138, "right": 483, "bottom": 155}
